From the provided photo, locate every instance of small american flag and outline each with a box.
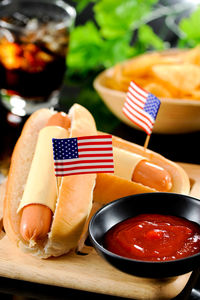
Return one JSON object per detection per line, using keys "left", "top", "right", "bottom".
{"left": 123, "top": 81, "right": 161, "bottom": 135}
{"left": 52, "top": 134, "right": 114, "bottom": 176}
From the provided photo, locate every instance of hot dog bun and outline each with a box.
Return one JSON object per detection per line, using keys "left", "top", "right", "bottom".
{"left": 3, "top": 104, "right": 97, "bottom": 258}
{"left": 93, "top": 133, "right": 190, "bottom": 205}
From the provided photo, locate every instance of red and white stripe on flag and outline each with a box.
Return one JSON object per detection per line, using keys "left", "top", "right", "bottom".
{"left": 122, "top": 81, "right": 161, "bottom": 135}
{"left": 52, "top": 134, "right": 114, "bottom": 176}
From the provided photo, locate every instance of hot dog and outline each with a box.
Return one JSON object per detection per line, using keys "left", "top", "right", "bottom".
{"left": 19, "top": 112, "right": 71, "bottom": 244}
{"left": 3, "top": 104, "right": 97, "bottom": 258}
{"left": 93, "top": 133, "right": 190, "bottom": 205}
{"left": 112, "top": 147, "right": 172, "bottom": 192}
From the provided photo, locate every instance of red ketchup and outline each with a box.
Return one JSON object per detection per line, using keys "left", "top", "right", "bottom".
{"left": 104, "top": 214, "right": 200, "bottom": 261}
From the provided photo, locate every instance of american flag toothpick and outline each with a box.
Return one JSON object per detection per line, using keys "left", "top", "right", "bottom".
{"left": 52, "top": 134, "right": 114, "bottom": 177}
{"left": 123, "top": 81, "right": 161, "bottom": 149}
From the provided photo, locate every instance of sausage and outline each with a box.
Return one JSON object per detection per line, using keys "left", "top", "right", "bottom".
{"left": 113, "top": 147, "right": 172, "bottom": 192}
{"left": 20, "top": 204, "right": 52, "bottom": 243}
{"left": 132, "top": 160, "right": 172, "bottom": 192}
{"left": 46, "top": 111, "right": 71, "bottom": 129}
{"left": 20, "top": 112, "right": 71, "bottom": 243}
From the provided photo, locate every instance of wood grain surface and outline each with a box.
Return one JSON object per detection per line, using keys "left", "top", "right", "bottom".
{"left": 0, "top": 163, "right": 199, "bottom": 300}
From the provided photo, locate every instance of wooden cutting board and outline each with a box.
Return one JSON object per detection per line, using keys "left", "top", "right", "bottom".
{"left": 0, "top": 163, "right": 199, "bottom": 300}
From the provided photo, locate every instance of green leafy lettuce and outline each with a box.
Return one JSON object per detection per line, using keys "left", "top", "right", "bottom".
{"left": 178, "top": 6, "right": 200, "bottom": 48}
{"left": 67, "top": 0, "right": 165, "bottom": 76}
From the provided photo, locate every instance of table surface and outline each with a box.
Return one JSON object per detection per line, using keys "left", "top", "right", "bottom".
{"left": 0, "top": 94, "right": 200, "bottom": 300}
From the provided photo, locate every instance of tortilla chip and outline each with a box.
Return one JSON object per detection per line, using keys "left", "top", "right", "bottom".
{"left": 152, "top": 64, "right": 200, "bottom": 93}
{"left": 143, "top": 82, "right": 172, "bottom": 98}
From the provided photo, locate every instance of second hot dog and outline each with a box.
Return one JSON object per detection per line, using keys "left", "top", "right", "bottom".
{"left": 93, "top": 133, "right": 190, "bottom": 205}
{"left": 113, "top": 147, "right": 172, "bottom": 192}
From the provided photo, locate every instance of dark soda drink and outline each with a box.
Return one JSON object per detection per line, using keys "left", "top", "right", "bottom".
{"left": 0, "top": 36, "right": 68, "bottom": 100}
{"left": 0, "top": 1, "right": 75, "bottom": 113}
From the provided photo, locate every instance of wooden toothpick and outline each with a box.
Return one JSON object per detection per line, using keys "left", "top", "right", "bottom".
{"left": 143, "top": 134, "right": 150, "bottom": 152}
{"left": 56, "top": 177, "right": 61, "bottom": 197}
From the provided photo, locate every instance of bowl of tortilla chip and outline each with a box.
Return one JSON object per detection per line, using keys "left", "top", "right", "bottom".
{"left": 94, "top": 47, "right": 200, "bottom": 134}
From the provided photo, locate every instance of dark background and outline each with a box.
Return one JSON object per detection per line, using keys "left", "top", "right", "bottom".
{"left": 0, "top": 0, "right": 200, "bottom": 299}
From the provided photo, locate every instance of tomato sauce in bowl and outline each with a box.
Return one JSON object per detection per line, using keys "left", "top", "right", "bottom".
{"left": 89, "top": 193, "right": 200, "bottom": 277}
{"left": 104, "top": 214, "right": 200, "bottom": 262}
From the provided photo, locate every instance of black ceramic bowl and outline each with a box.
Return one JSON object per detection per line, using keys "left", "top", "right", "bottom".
{"left": 89, "top": 192, "right": 200, "bottom": 278}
